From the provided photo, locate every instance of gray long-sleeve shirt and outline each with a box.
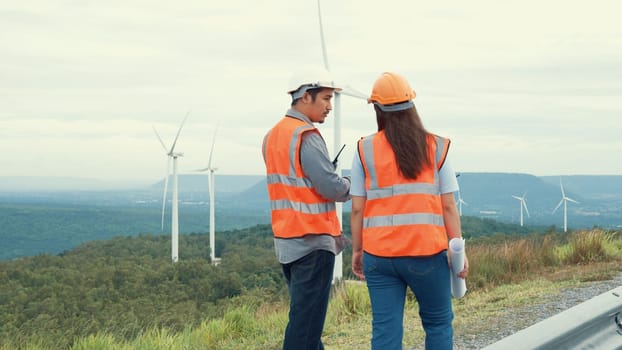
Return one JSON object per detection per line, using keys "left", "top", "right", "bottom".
{"left": 271, "top": 108, "right": 351, "bottom": 264}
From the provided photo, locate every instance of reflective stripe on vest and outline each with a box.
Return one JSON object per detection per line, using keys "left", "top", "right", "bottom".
{"left": 263, "top": 116, "right": 340, "bottom": 238}
{"left": 359, "top": 132, "right": 450, "bottom": 257}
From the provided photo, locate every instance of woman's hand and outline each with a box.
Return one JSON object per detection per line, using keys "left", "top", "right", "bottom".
{"left": 457, "top": 255, "right": 469, "bottom": 279}
{"left": 351, "top": 250, "right": 365, "bottom": 280}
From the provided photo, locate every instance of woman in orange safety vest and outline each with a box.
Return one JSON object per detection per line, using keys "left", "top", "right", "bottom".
{"left": 350, "top": 72, "right": 468, "bottom": 350}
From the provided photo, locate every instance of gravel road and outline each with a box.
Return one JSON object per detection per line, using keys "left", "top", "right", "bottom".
{"left": 454, "top": 274, "right": 622, "bottom": 350}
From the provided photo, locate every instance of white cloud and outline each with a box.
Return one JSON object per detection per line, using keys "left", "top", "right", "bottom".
{"left": 1, "top": 0, "right": 621, "bottom": 181}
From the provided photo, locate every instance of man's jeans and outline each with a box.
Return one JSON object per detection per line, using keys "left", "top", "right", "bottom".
{"left": 363, "top": 251, "right": 453, "bottom": 350}
{"left": 282, "top": 249, "right": 335, "bottom": 350}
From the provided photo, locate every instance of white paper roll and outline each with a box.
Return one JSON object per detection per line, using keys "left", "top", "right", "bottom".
{"left": 449, "top": 238, "right": 467, "bottom": 298}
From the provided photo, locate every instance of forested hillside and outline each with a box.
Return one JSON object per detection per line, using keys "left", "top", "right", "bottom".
{"left": 0, "top": 225, "right": 283, "bottom": 348}
{"left": 0, "top": 202, "right": 269, "bottom": 260}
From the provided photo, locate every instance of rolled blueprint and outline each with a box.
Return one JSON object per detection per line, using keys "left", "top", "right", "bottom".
{"left": 449, "top": 237, "right": 467, "bottom": 298}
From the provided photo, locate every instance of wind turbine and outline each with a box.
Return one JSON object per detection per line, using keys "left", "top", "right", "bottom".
{"left": 511, "top": 193, "right": 530, "bottom": 227}
{"left": 317, "top": 0, "right": 367, "bottom": 282}
{"left": 196, "top": 124, "right": 221, "bottom": 266}
{"left": 455, "top": 173, "right": 468, "bottom": 216}
{"left": 457, "top": 191, "right": 468, "bottom": 217}
{"left": 552, "top": 179, "right": 579, "bottom": 233}
{"left": 153, "top": 112, "right": 189, "bottom": 263}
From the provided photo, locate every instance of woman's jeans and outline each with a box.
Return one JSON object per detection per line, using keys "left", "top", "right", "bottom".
{"left": 281, "top": 249, "right": 335, "bottom": 350}
{"left": 363, "top": 251, "right": 453, "bottom": 350}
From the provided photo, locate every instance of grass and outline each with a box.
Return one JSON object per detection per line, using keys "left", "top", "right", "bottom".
{"left": 2, "top": 229, "right": 621, "bottom": 350}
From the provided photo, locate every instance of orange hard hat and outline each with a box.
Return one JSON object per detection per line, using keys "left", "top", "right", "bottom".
{"left": 368, "top": 72, "right": 416, "bottom": 112}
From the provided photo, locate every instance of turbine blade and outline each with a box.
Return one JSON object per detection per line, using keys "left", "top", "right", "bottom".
{"left": 523, "top": 201, "right": 530, "bottom": 218}
{"left": 161, "top": 158, "right": 171, "bottom": 230}
{"left": 207, "top": 122, "right": 220, "bottom": 169}
{"left": 512, "top": 195, "right": 521, "bottom": 200}
{"left": 567, "top": 197, "right": 579, "bottom": 204}
{"left": 170, "top": 110, "right": 190, "bottom": 153}
{"left": 552, "top": 199, "right": 564, "bottom": 214}
{"left": 153, "top": 126, "right": 169, "bottom": 153}
{"left": 317, "top": 0, "right": 330, "bottom": 71}
{"left": 340, "top": 85, "right": 368, "bottom": 100}
{"left": 559, "top": 179, "right": 566, "bottom": 197}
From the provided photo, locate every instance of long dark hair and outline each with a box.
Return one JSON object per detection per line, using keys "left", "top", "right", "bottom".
{"left": 375, "top": 104, "right": 430, "bottom": 179}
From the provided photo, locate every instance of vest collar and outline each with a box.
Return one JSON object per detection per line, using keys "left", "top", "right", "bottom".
{"left": 286, "top": 108, "right": 313, "bottom": 126}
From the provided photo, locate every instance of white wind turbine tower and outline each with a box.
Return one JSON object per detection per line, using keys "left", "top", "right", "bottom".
{"left": 511, "top": 193, "right": 530, "bottom": 227}
{"left": 457, "top": 191, "right": 468, "bottom": 217}
{"left": 455, "top": 174, "right": 468, "bottom": 216}
{"left": 553, "top": 179, "right": 579, "bottom": 233}
{"left": 317, "top": 0, "right": 367, "bottom": 282}
{"left": 153, "top": 112, "right": 189, "bottom": 263}
{"left": 196, "top": 124, "right": 221, "bottom": 266}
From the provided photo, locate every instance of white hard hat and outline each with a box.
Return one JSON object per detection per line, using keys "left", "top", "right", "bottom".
{"left": 287, "top": 67, "right": 342, "bottom": 99}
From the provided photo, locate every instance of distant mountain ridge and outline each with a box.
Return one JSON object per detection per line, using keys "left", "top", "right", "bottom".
{"left": 0, "top": 174, "right": 265, "bottom": 193}
{"left": 150, "top": 174, "right": 265, "bottom": 193}
{"left": 218, "top": 172, "right": 621, "bottom": 226}
{"left": 540, "top": 175, "right": 622, "bottom": 200}
{"left": 0, "top": 176, "right": 146, "bottom": 192}
{"left": 1, "top": 172, "right": 621, "bottom": 261}
{"left": 232, "top": 172, "right": 622, "bottom": 229}
{"left": 1, "top": 173, "right": 621, "bottom": 229}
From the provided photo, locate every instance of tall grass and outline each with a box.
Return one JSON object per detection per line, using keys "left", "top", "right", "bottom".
{"left": 562, "top": 229, "right": 615, "bottom": 264}
{"left": 468, "top": 234, "right": 559, "bottom": 288}
{"left": 329, "top": 281, "right": 371, "bottom": 321}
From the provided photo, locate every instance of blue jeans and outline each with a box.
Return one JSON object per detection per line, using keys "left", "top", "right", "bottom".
{"left": 363, "top": 251, "right": 453, "bottom": 350}
{"left": 281, "top": 249, "right": 335, "bottom": 350}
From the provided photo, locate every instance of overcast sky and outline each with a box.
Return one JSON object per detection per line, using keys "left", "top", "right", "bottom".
{"left": 2, "top": 0, "right": 620, "bottom": 184}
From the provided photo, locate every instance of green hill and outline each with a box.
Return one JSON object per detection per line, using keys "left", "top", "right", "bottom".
{"left": 0, "top": 224, "right": 283, "bottom": 349}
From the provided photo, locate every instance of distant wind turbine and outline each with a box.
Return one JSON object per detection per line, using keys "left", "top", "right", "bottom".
{"left": 196, "top": 124, "right": 221, "bottom": 266}
{"left": 457, "top": 191, "right": 468, "bottom": 217}
{"left": 511, "top": 193, "right": 530, "bottom": 227}
{"left": 317, "top": 0, "right": 367, "bottom": 283}
{"left": 455, "top": 173, "right": 467, "bottom": 216}
{"left": 552, "top": 179, "right": 579, "bottom": 233}
{"left": 153, "top": 112, "right": 189, "bottom": 263}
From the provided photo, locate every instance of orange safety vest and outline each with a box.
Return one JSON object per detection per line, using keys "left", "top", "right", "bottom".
{"left": 262, "top": 116, "right": 340, "bottom": 239}
{"left": 358, "top": 132, "right": 450, "bottom": 257}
